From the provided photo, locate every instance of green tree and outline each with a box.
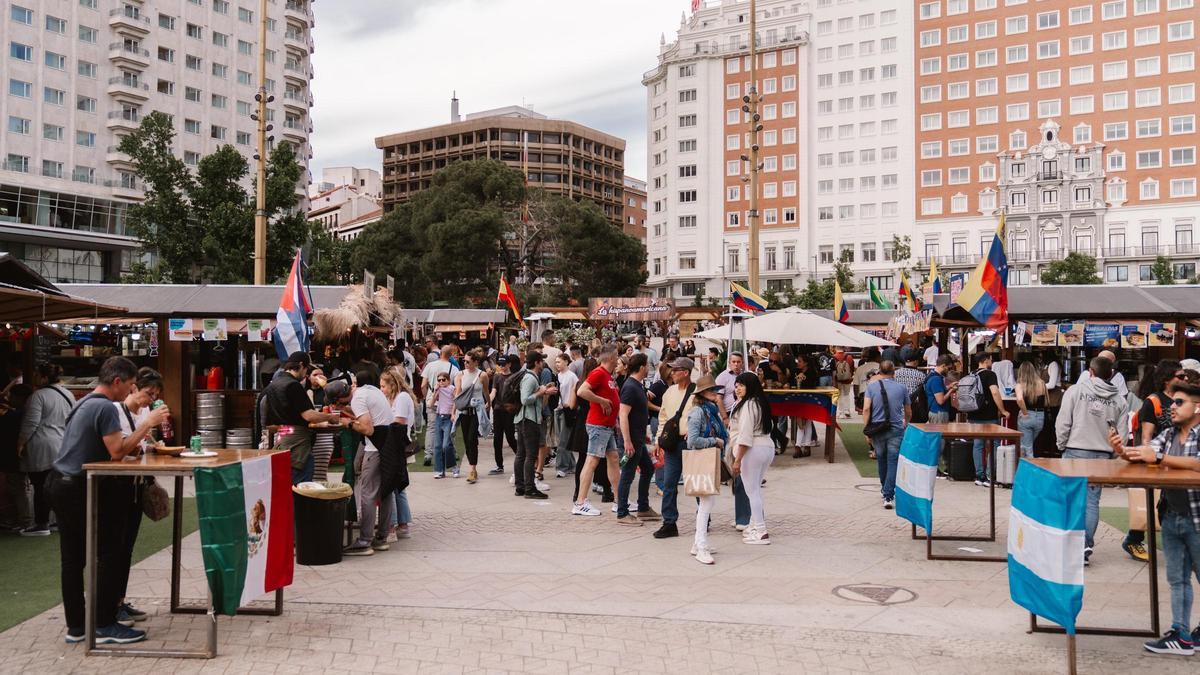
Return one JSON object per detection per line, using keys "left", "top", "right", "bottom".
{"left": 795, "top": 278, "right": 835, "bottom": 309}
{"left": 891, "top": 234, "right": 913, "bottom": 274}
{"left": 833, "top": 248, "right": 858, "bottom": 292}
{"left": 546, "top": 194, "right": 647, "bottom": 299}
{"left": 1040, "top": 252, "right": 1101, "bottom": 285}
{"left": 120, "top": 112, "right": 309, "bottom": 283}
{"left": 1150, "top": 255, "right": 1175, "bottom": 285}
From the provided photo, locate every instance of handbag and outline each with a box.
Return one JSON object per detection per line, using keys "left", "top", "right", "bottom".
{"left": 682, "top": 446, "right": 721, "bottom": 496}
{"left": 141, "top": 480, "right": 170, "bottom": 521}
{"left": 656, "top": 383, "right": 696, "bottom": 450}
{"left": 454, "top": 371, "right": 478, "bottom": 411}
{"left": 862, "top": 380, "right": 895, "bottom": 438}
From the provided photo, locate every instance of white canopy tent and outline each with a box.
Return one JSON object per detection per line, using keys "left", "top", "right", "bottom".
{"left": 695, "top": 306, "right": 895, "bottom": 348}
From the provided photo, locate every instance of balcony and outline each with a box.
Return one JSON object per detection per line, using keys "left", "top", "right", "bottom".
{"left": 103, "top": 178, "right": 141, "bottom": 198}
{"left": 109, "top": 7, "right": 151, "bottom": 34}
{"left": 281, "top": 121, "right": 307, "bottom": 142}
{"left": 106, "top": 109, "right": 141, "bottom": 132}
{"left": 105, "top": 145, "right": 133, "bottom": 165}
{"left": 107, "top": 42, "right": 151, "bottom": 68}
{"left": 1035, "top": 171, "right": 1064, "bottom": 182}
{"left": 282, "top": 90, "right": 310, "bottom": 111}
{"left": 284, "top": 29, "right": 310, "bottom": 52}
{"left": 106, "top": 76, "right": 150, "bottom": 101}
{"left": 284, "top": 1, "right": 310, "bottom": 23}
{"left": 283, "top": 63, "right": 310, "bottom": 84}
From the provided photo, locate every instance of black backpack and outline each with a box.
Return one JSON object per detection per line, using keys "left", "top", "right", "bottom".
{"left": 909, "top": 372, "right": 931, "bottom": 424}
{"left": 500, "top": 370, "right": 535, "bottom": 414}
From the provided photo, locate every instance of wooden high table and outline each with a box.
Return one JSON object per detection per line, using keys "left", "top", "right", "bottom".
{"left": 1027, "top": 458, "right": 1200, "bottom": 638}
{"left": 910, "top": 422, "right": 1022, "bottom": 562}
{"left": 82, "top": 449, "right": 287, "bottom": 658}
{"left": 765, "top": 388, "right": 840, "bottom": 463}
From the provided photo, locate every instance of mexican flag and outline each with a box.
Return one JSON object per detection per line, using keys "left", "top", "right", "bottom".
{"left": 194, "top": 453, "right": 294, "bottom": 615}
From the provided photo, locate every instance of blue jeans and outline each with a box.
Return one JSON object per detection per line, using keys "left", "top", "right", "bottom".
{"left": 660, "top": 441, "right": 685, "bottom": 525}
{"left": 1063, "top": 448, "right": 1109, "bottom": 548}
{"left": 388, "top": 489, "right": 412, "bottom": 527}
{"left": 1016, "top": 411, "right": 1044, "bottom": 459}
{"left": 733, "top": 476, "right": 750, "bottom": 526}
{"left": 971, "top": 418, "right": 998, "bottom": 481}
{"left": 1161, "top": 509, "right": 1200, "bottom": 637}
{"left": 819, "top": 375, "right": 832, "bottom": 387}
{"left": 433, "top": 414, "right": 457, "bottom": 473}
{"left": 875, "top": 426, "right": 905, "bottom": 501}
{"left": 555, "top": 410, "right": 576, "bottom": 473}
{"left": 616, "top": 441, "right": 655, "bottom": 517}
{"left": 291, "top": 451, "right": 314, "bottom": 485}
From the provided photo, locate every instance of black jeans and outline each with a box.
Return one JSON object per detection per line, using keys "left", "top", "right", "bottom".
{"left": 116, "top": 478, "right": 144, "bottom": 601}
{"left": 616, "top": 440, "right": 655, "bottom": 517}
{"left": 49, "top": 472, "right": 131, "bottom": 629}
{"left": 26, "top": 469, "right": 52, "bottom": 526}
{"left": 459, "top": 410, "right": 480, "bottom": 466}
{"left": 492, "top": 409, "right": 516, "bottom": 469}
{"left": 516, "top": 419, "right": 540, "bottom": 492}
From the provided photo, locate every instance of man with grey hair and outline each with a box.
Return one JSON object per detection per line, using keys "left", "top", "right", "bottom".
{"left": 862, "top": 361, "right": 910, "bottom": 510}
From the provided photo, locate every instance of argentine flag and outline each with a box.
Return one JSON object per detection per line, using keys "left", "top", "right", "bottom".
{"left": 1007, "top": 461, "right": 1086, "bottom": 634}
{"left": 895, "top": 426, "right": 941, "bottom": 533}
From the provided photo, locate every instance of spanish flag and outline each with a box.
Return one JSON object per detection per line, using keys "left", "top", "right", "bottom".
{"left": 730, "top": 281, "right": 768, "bottom": 313}
{"left": 833, "top": 279, "right": 849, "bottom": 323}
{"left": 955, "top": 214, "right": 1009, "bottom": 329}
{"left": 497, "top": 275, "right": 527, "bottom": 329}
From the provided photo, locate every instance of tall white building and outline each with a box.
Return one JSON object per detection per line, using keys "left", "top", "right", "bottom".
{"left": 642, "top": 0, "right": 914, "bottom": 301}
{"left": 309, "top": 165, "right": 379, "bottom": 199}
{"left": 0, "top": 0, "right": 315, "bottom": 283}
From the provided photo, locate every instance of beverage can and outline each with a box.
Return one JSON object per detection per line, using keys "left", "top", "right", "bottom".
{"left": 190, "top": 435, "right": 202, "bottom": 453}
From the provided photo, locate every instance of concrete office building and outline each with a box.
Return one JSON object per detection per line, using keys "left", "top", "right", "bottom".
{"left": 642, "top": 0, "right": 914, "bottom": 301}
{"left": 375, "top": 102, "right": 628, "bottom": 229}
{"left": 0, "top": 0, "right": 316, "bottom": 282}
{"left": 309, "top": 165, "right": 379, "bottom": 199}
{"left": 914, "top": 0, "right": 1200, "bottom": 285}
{"left": 623, "top": 175, "right": 647, "bottom": 241}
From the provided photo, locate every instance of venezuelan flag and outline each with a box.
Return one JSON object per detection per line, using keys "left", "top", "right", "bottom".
{"left": 955, "top": 215, "right": 1009, "bottom": 329}
{"left": 730, "top": 281, "right": 768, "bottom": 313}
{"left": 833, "top": 279, "right": 849, "bottom": 323}
{"left": 929, "top": 260, "right": 945, "bottom": 294}
{"left": 765, "top": 389, "right": 840, "bottom": 429}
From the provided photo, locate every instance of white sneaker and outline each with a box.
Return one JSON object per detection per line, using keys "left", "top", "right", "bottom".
{"left": 690, "top": 543, "right": 718, "bottom": 555}
{"left": 572, "top": 501, "right": 601, "bottom": 517}
{"left": 611, "top": 502, "right": 634, "bottom": 513}
{"left": 694, "top": 547, "right": 714, "bottom": 565}
{"left": 742, "top": 526, "right": 771, "bottom": 545}
{"left": 555, "top": 470, "right": 568, "bottom": 478}
{"left": 733, "top": 523, "right": 747, "bottom": 532}
{"left": 451, "top": 467, "right": 460, "bottom": 479}
{"left": 883, "top": 499, "right": 895, "bottom": 510}
{"left": 591, "top": 482, "right": 602, "bottom": 494}
{"left": 509, "top": 474, "right": 515, "bottom": 485}
{"left": 536, "top": 480, "right": 551, "bottom": 492}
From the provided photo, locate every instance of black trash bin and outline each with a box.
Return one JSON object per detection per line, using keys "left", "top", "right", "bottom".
{"left": 946, "top": 439, "right": 976, "bottom": 481}
{"left": 292, "top": 482, "right": 353, "bottom": 565}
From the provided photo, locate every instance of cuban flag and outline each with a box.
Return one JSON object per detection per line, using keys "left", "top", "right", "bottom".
{"left": 895, "top": 426, "right": 940, "bottom": 533}
{"left": 1008, "top": 461, "right": 1086, "bottom": 634}
{"left": 270, "top": 251, "right": 312, "bottom": 361}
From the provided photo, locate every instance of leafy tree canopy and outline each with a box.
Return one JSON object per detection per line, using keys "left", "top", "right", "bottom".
{"left": 1040, "top": 252, "right": 1101, "bottom": 285}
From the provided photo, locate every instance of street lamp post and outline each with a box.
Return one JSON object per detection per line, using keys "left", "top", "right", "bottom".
{"left": 252, "top": 0, "right": 270, "bottom": 284}
{"left": 744, "top": 0, "right": 762, "bottom": 295}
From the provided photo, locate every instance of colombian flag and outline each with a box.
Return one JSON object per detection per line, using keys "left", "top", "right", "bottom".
{"left": 929, "top": 260, "right": 945, "bottom": 294}
{"left": 898, "top": 272, "right": 922, "bottom": 312}
{"left": 497, "top": 275, "right": 527, "bottom": 329}
{"left": 730, "top": 281, "right": 768, "bottom": 313}
{"left": 833, "top": 279, "right": 849, "bottom": 323}
{"left": 955, "top": 215, "right": 1009, "bottom": 329}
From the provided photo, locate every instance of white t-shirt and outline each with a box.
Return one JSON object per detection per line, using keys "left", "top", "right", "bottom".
{"left": 351, "top": 385, "right": 395, "bottom": 452}
{"left": 924, "top": 345, "right": 939, "bottom": 368}
{"left": 556, "top": 369, "right": 578, "bottom": 409}
{"left": 541, "top": 344, "right": 562, "bottom": 363}
{"left": 1047, "top": 361, "right": 1061, "bottom": 389}
{"left": 114, "top": 401, "right": 148, "bottom": 437}
{"left": 391, "top": 391, "right": 415, "bottom": 423}
{"left": 420, "top": 359, "right": 458, "bottom": 394}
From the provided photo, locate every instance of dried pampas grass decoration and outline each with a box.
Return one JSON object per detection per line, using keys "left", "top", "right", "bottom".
{"left": 372, "top": 287, "right": 400, "bottom": 326}
{"left": 312, "top": 285, "right": 371, "bottom": 342}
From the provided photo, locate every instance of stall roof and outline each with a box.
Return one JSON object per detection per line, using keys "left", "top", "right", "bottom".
{"left": 0, "top": 254, "right": 127, "bottom": 322}
{"left": 1006, "top": 285, "right": 1180, "bottom": 319}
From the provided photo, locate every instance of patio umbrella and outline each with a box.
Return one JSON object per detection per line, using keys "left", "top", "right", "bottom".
{"left": 695, "top": 307, "right": 895, "bottom": 348}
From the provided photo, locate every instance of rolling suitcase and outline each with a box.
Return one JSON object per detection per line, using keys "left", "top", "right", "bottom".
{"left": 947, "top": 439, "right": 976, "bottom": 481}
{"left": 994, "top": 443, "right": 1018, "bottom": 488}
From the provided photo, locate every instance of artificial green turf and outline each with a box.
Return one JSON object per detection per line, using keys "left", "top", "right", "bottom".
{"left": 0, "top": 497, "right": 198, "bottom": 633}
{"left": 1100, "top": 503, "right": 1162, "bottom": 551}
{"left": 838, "top": 423, "right": 879, "bottom": 478}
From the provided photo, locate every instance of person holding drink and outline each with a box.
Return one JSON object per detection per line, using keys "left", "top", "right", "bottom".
{"left": 260, "top": 352, "right": 344, "bottom": 484}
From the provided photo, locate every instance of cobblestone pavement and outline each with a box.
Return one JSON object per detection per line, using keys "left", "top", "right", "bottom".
{"left": 2, "top": 432, "right": 1197, "bottom": 673}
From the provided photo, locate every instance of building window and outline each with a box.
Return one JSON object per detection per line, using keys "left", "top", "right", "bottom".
{"left": 678, "top": 253, "right": 696, "bottom": 270}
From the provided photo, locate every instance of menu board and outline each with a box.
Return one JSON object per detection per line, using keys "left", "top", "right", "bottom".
{"left": 1084, "top": 323, "right": 1121, "bottom": 349}
{"left": 1057, "top": 322, "right": 1084, "bottom": 347}
{"left": 168, "top": 318, "right": 194, "bottom": 341}
{"left": 1120, "top": 323, "right": 1149, "bottom": 349}
{"left": 201, "top": 318, "right": 228, "bottom": 341}
{"left": 1148, "top": 322, "right": 1176, "bottom": 347}
{"left": 1030, "top": 323, "right": 1058, "bottom": 347}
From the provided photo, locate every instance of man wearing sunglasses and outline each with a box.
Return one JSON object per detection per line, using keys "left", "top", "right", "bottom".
{"left": 1109, "top": 382, "right": 1200, "bottom": 656}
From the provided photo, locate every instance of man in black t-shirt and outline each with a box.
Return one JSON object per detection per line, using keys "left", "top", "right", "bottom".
{"left": 966, "top": 353, "right": 1008, "bottom": 486}
{"left": 616, "top": 354, "right": 659, "bottom": 525}
{"left": 262, "top": 352, "right": 343, "bottom": 483}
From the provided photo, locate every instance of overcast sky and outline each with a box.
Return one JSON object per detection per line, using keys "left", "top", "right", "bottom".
{"left": 309, "top": 0, "right": 687, "bottom": 184}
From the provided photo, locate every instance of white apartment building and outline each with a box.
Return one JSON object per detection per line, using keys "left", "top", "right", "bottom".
{"left": 642, "top": 0, "right": 914, "bottom": 301}
{"left": 309, "top": 165, "right": 379, "bottom": 199}
{"left": 307, "top": 183, "right": 380, "bottom": 239}
{"left": 0, "top": 0, "right": 315, "bottom": 283}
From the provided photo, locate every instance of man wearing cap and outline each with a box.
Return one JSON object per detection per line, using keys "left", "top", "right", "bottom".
{"left": 261, "top": 352, "right": 344, "bottom": 484}
{"left": 488, "top": 355, "right": 519, "bottom": 476}
{"left": 654, "top": 356, "right": 697, "bottom": 539}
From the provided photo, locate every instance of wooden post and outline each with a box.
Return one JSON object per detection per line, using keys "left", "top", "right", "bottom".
{"left": 1176, "top": 321, "right": 1187, "bottom": 360}
{"left": 158, "top": 322, "right": 187, "bottom": 441}
{"left": 1066, "top": 634, "right": 1077, "bottom": 675}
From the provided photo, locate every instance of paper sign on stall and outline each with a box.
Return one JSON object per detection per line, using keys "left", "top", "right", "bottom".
{"left": 1120, "top": 323, "right": 1148, "bottom": 349}
{"left": 1057, "top": 322, "right": 1084, "bottom": 347}
{"left": 1030, "top": 323, "right": 1058, "bottom": 347}
{"left": 1014, "top": 322, "right": 1028, "bottom": 345}
{"left": 246, "top": 319, "right": 271, "bottom": 342}
{"left": 202, "top": 318, "right": 228, "bottom": 341}
{"left": 1148, "top": 322, "right": 1176, "bottom": 347}
{"left": 1084, "top": 323, "right": 1120, "bottom": 349}
{"left": 168, "top": 318, "right": 194, "bottom": 341}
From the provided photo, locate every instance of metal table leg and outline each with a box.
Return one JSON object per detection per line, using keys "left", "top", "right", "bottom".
{"left": 1029, "top": 486, "right": 1160, "bottom": 637}
{"left": 84, "top": 473, "right": 97, "bottom": 654}
{"left": 911, "top": 437, "right": 1005, "bottom": 562}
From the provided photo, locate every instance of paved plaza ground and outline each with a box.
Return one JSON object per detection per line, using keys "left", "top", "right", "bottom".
{"left": 2, "top": 429, "right": 1198, "bottom": 673}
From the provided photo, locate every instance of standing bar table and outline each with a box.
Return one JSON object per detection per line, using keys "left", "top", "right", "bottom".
{"left": 910, "top": 422, "right": 1022, "bottom": 562}
{"left": 82, "top": 449, "right": 288, "bottom": 658}
{"left": 1027, "top": 457, "right": 1200, "bottom": 638}
{"left": 765, "top": 388, "right": 840, "bottom": 462}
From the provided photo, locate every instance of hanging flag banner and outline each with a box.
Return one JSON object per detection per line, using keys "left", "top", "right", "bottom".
{"left": 1148, "top": 322, "right": 1176, "bottom": 347}
{"left": 1057, "top": 322, "right": 1084, "bottom": 347}
{"left": 168, "top": 318, "right": 194, "bottom": 341}
{"left": 1121, "top": 323, "right": 1148, "bottom": 349}
{"left": 202, "top": 318, "right": 228, "bottom": 341}
{"left": 895, "top": 426, "right": 942, "bottom": 533}
{"left": 246, "top": 319, "right": 271, "bottom": 342}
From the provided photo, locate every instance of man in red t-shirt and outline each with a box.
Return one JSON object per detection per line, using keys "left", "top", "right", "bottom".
{"left": 571, "top": 345, "right": 622, "bottom": 516}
